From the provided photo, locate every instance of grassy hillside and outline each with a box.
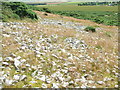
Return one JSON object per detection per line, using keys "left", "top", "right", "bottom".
{"left": 35, "top": 5, "right": 118, "bottom": 26}
{"left": 1, "top": 2, "right": 38, "bottom": 22}
{"left": 2, "top": 10, "right": 118, "bottom": 88}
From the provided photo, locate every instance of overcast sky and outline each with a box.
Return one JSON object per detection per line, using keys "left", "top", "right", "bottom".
{"left": 3, "top": 0, "right": 120, "bottom": 2}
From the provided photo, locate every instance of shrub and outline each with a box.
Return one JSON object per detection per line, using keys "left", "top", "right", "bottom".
{"left": 93, "top": 18, "right": 104, "bottom": 24}
{"left": 2, "top": 15, "right": 9, "bottom": 22}
{"left": 42, "top": 8, "right": 51, "bottom": 13}
{"left": 2, "top": 2, "right": 38, "bottom": 21}
{"left": 25, "top": 9, "right": 38, "bottom": 19}
{"left": 11, "top": 14, "right": 20, "bottom": 19}
{"left": 84, "top": 26, "right": 96, "bottom": 32}
{"left": 96, "top": 45, "right": 102, "bottom": 49}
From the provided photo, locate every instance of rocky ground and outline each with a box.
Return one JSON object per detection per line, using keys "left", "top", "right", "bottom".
{"left": 0, "top": 11, "right": 118, "bottom": 88}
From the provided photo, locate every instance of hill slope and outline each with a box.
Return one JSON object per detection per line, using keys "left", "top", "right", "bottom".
{"left": 1, "top": 11, "right": 118, "bottom": 88}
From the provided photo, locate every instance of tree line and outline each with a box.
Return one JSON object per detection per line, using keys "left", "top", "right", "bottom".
{"left": 78, "top": 2, "right": 119, "bottom": 6}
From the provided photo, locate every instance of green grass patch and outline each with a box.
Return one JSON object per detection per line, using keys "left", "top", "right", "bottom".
{"left": 2, "top": 2, "right": 38, "bottom": 22}
{"left": 105, "top": 32, "right": 112, "bottom": 37}
{"left": 95, "top": 45, "right": 102, "bottom": 49}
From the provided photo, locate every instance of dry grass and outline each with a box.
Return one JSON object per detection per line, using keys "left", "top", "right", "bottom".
{"left": 1, "top": 11, "right": 118, "bottom": 88}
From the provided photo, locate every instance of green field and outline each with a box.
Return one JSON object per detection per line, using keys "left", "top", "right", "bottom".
{"left": 37, "top": 5, "right": 118, "bottom": 12}
{"left": 51, "top": 2, "right": 82, "bottom": 5}
{"left": 35, "top": 5, "right": 118, "bottom": 26}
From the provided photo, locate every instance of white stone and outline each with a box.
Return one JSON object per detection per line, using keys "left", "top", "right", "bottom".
{"left": 80, "top": 76, "right": 87, "bottom": 83}
{"left": 29, "top": 81, "right": 37, "bottom": 84}
{"left": 69, "top": 81, "right": 74, "bottom": 85}
{"left": 3, "top": 34, "right": 10, "bottom": 37}
{"left": 4, "top": 79, "right": 13, "bottom": 86}
{"left": 26, "top": 64, "right": 30, "bottom": 67}
{"left": 31, "top": 65, "right": 37, "bottom": 70}
{"left": 46, "top": 78, "right": 52, "bottom": 84}
{"left": 5, "top": 57, "right": 13, "bottom": 61}
{"left": 58, "top": 76, "right": 64, "bottom": 81}
{"left": 37, "top": 71, "right": 43, "bottom": 75}
{"left": 14, "top": 58, "right": 21, "bottom": 69}
{"left": 21, "top": 46, "right": 26, "bottom": 50}
{"left": 13, "top": 75, "right": 20, "bottom": 80}
{"left": 51, "top": 73, "right": 56, "bottom": 78}
{"left": 0, "top": 57, "right": 2, "bottom": 62}
{"left": 115, "top": 85, "right": 118, "bottom": 88}
{"left": 88, "top": 80, "right": 94, "bottom": 84}
{"left": 97, "top": 81, "right": 104, "bottom": 85}
{"left": 21, "top": 59, "right": 26, "bottom": 63}
{"left": 62, "top": 82, "right": 69, "bottom": 87}
{"left": 92, "top": 86, "right": 96, "bottom": 88}
{"left": 65, "top": 76, "right": 71, "bottom": 81}
{"left": 2, "top": 62, "right": 9, "bottom": 66}
{"left": 52, "top": 83, "right": 59, "bottom": 88}
{"left": 52, "top": 61, "right": 56, "bottom": 66}
{"left": 35, "top": 51, "right": 40, "bottom": 54}
{"left": 36, "top": 55, "right": 41, "bottom": 57}
{"left": 0, "top": 71, "right": 4, "bottom": 75}
{"left": 75, "top": 79, "right": 81, "bottom": 82}
{"left": 31, "top": 70, "right": 38, "bottom": 77}
{"left": 16, "top": 56, "right": 21, "bottom": 60}
{"left": 42, "top": 83, "right": 47, "bottom": 88}
{"left": 61, "top": 69, "right": 68, "bottom": 74}
{"left": 39, "top": 75, "right": 46, "bottom": 81}
{"left": 81, "top": 84, "right": 87, "bottom": 88}
{"left": 20, "top": 75, "right": 27, "bottom": 81}
{"left": 0, "top": 76, "right": 5, "bottom": 81}
{"left": 61, "top": 49, "right": 66, "bottom": 53}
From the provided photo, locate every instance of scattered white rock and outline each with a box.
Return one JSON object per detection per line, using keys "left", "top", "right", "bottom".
{"left": 16, "top": 56, "right": 21, "bottom": 60}
{"left": 52, "top": 83, "right": 59, "bottom": 88}
{"left": 97, "top": 81, "right": 104, "bottom": 85}
{"left": 29, "top": 81, "right": 37, "bottom": 84}
{"left": 21, "top": 59, "right": 26, "bottom": 63}
{"left": 69, "top": 81, "right": 74, "bottom": 85}
{"left": 42, "top": 83, "right": 47, "bottom": 88}
{"left": 65, "top": 76, "right": 71, "bottom": 82}
{"left": 5, "top": 57, "right": 13, "bottom": 61}
{"left": 14, "top": 58, "right": 21, "bottom": 69}
{"left": 38, "top": 75, "right": 46, "bottom": 81}
{"left": 2, "top": 62, "right": 9, "bottom": 66}
{"left": 46, "top": 78, "right": 52, "bottom": 84}
{"left": 0, "top": 57, "right": 2, "bottom": 62}
{"left": 4, "top": 79, "right": 13, "bottom": 86}
{"left": 62, "top": 82, "right": 69, "bottom": 87}
{"left": 26, "top": 64, "right": 30, "bottom": 67}
{"left": 92, "top": 86, "right": 96, "bottom": 88}
{"left": 115, "top": 85, "right": 118, "bottom": 88}
{"left": 13, "top": 75, "right": 20, "bottom": 81}
{"left": 3, "top": 34, "right": 10, "bottom": 37}
{"left": 20, "top": 75, "right": 27, "bottom": 81}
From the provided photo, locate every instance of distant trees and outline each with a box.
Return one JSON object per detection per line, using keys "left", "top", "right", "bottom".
{"left": 27, "top": 3, "right": 47, "bottom": 6}
{"left": 78, "top": 2, "right": 118, "bottom": 6}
